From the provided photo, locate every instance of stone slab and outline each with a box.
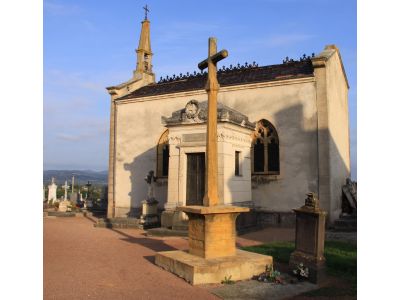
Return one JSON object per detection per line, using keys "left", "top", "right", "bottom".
{"left": 178, "top": 205, "right": 249, "bottom": 215}
{"left": 155, "top": 249, "right": 272, "bottom": 285}
{"left": 146, "top": 227, "right": 188, "bottom": 237}
{"left": 211, "top": 278, "right": 317, "bottom": 300}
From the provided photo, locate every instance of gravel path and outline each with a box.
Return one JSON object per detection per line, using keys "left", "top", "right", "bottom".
{"left": 44, "top": 216, "right": 218, "bottom": 300}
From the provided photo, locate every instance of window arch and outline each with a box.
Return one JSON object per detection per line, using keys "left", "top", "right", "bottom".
{"left": 156, "top": 129, "right": 169, "bottom": 177}
{"left": 251, "top": 119, "right": 280, "bottom": 175}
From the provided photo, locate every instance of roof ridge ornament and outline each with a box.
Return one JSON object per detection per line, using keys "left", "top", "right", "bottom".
{"left": 157, "top": 61, "right": 260, "bottom": 83}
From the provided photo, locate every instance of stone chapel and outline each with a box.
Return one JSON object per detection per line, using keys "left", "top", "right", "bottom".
{"left": 105, "top": 14, "right": 350, "bottom": 227}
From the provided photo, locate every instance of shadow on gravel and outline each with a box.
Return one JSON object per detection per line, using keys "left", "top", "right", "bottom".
{"left": 84, "top": 215, "right": 98, "bottom": 224}
{"left": 110, "top": 228, "right": 178, "bottom": 253}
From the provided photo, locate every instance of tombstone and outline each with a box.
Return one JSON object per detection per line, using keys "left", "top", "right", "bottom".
{"left": 139, "top": 171, "right": 160, "bottom": 229}
{"left": 155, "top": 38, "right": 272, "bottom": 285}
{"left": 47, "top": 177, "right": 57, "bottom": 202}
{"left": 57, "top": 181, "right": 71, "bottom": 212}
{"left": 70, "top": 192, "right": 78, "bottom": 205}
{"left": 62, "top": 180, "right": 69, "bottom": 201}
{"left": 289, "top": 193, "right": 327, "bottom": 283}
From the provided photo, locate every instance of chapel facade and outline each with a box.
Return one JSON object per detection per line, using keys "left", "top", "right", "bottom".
{"left": 105, "top": 15, "right": 350, "bottom": 226}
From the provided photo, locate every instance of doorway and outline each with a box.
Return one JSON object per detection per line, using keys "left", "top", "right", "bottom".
{"left": 186, "top": 153, "right": 205, "bottom": 206}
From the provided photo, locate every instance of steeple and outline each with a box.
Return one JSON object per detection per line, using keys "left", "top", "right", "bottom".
{"left": 133, "top": 5, "right": 154, "bottom": 82}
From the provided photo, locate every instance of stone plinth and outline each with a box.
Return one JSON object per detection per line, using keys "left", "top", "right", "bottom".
{"left": 178, "top": 205, "right": 249, "bottom": 259}
{"left": 289, "top": 194, "right": 327, "bottom": 284}
{"left": 155, "top": 249, "right": 272, "bottom": 285}
{"left": 154, "top": 205, "right": 271, "bottom": 285}
{"left": 139, "top": 199, "right": 160, "bottom": 229}
{"left": 142, "top": 199, "right": 158, "bottom": 215}
{"left": 58, "top": 200, "right": 71, "bottom": 213}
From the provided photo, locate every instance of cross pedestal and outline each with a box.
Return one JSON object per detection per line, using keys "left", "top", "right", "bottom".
{"left": 179, "top": 206, "right": 248, "bottom": 259}
{"left": 155, "top": 37, "right": 272, "bottom": 285}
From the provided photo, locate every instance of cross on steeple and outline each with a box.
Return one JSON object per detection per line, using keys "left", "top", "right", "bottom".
{"left": 143, "top": 4, "right": 149, "bottom": 20}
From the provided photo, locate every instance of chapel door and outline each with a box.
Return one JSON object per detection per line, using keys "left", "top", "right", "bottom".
{"left": 186, "top": 153, "right": 205, "bottom": 206}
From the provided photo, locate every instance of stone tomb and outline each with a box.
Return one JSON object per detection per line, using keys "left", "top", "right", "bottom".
{"left": 289, "top": 193, "right": 327, "bottom": 283}
{"left": 155, "top": 37, "right": 272, "bottom": 285}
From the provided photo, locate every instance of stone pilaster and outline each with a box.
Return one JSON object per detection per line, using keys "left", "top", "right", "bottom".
{"left": 106, "top": 93, "right": 117, "bottom": 218}
{"left": 311, "top": 55, "right": 331, "bottom": 218}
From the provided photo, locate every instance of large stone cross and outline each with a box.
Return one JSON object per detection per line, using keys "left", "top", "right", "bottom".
{"left": 198, "top": 37, "right": 228, "bottom": 207}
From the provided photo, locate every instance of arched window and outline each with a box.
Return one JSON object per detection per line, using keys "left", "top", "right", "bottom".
{"left": 251, "top": 119, "right": 280, "bottom": 175}
{"left": 157, "top": 129, "right": 169, "bottom": 177}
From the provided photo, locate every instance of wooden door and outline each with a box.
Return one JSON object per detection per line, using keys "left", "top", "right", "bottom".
{"left": 186, "top": 153, "right": 205, "bottom": 206}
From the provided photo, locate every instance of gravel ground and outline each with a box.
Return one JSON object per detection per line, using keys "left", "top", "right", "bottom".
{"left": 44, "top": 216, "right": 218, "bottom": 300}
{"left": 44, "top": 216, "right": 355, "bottom": 300}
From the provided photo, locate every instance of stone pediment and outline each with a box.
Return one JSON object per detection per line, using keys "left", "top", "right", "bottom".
{"left": 162, "top": 100, "right": 255, "bottom": 129}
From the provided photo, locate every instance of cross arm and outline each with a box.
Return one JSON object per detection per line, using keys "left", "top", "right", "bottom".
{"left": 198, "top": 49, "right": 229, "bottom": 70}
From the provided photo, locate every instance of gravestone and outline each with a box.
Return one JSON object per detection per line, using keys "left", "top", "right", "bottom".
{"left": 289, "top": 193, "right": 327, "bottom": 283}
{"left": 58, "top": 181, "right": 71, "bottom": 212}
{"left": 139, "top": 171, "right": 160, "bottom": 229}
{"left": 70, "top": 192, "right": 78, "bottom": 204}
{"left": 47, "top": 177, "right": 57, "bottom": 202}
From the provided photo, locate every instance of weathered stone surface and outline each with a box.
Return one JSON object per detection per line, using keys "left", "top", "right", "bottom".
{"left": 178, "top": 205, "right": 249, "bottom": 215}
{"left": 58, "top": 200, "right": 71, "bottom": 213}
{"left": 155, "top": 249, "right": 272, "bottom": 285}
{"left": 179, "top": 205, "right": 249, "bottom": 259}
{"left": 211, "top": 278, "right": 317, "bottom": 300}
{"left": 161, "top": 210, "right": 174, "bottom": 228}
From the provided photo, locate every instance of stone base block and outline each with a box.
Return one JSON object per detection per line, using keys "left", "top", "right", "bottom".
{"left": 155, "top": 249, "right": 272, "bottom": 285}
{"left": 289, "top": 251, "right": 326, "bottom": 284}
{"left": 139, "top": 214, "right": 160, "bottom": 229}
{"left": 161, "top": 210, "right": 174, "bottom": 228}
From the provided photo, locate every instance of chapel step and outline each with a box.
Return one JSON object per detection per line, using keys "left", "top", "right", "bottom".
{"left": 146, "top": 227, "right": 188, "bottom": 237}
{"left": 47, "top": 211, "right": 77, "bottom": 217}
{"left": 333, "top": 215, "right": 357, "bottom": 232}
{"left": 94, "top": 217, "right": 141, "bottom": 229}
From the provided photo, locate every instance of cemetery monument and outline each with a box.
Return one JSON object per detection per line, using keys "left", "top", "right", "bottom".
{"left": 155, "top": 38, "right": 272, "bottom": 285}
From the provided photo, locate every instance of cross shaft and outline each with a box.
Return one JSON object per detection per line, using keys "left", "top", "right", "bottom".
{"left": 198, "top": 37, "right": 228, "bottom": 207}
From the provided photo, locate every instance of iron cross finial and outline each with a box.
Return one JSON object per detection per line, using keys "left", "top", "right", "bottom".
{"left": 143, "top": 4, "right": 149, "bottom": 20}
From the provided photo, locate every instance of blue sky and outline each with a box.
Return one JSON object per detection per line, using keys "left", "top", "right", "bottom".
{"left": 44, "top": 0, "right": 357, "bottom": 178}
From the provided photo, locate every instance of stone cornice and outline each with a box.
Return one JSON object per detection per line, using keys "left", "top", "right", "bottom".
{"left": 311, "top": 45, "right": 349, "bottom": 89}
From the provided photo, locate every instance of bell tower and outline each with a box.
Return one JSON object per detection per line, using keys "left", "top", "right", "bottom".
{"left": 133, "top": 5, "right": 154, "bottom": 82}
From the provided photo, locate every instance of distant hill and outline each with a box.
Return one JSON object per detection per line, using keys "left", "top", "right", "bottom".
{"left": 43, "top": 170, "right": 108, "bottom": 186}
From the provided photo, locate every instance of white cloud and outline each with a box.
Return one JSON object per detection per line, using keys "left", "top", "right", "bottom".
{"left": 44, "top": 1, "right": 81, "bottom": 16}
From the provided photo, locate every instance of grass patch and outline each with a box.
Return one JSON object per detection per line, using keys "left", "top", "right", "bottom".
{"left": 242, "top": 241, "right": 294, "bottom": 264}
{"left": 242, "top": 240, "right": 357, "bottom": 296}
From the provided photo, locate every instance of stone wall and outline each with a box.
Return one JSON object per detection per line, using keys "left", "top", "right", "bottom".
{"left": 112, "top": 78, "right": 320, "bottom": 217}
{"left": 325, "top": 47, "right": 351, "bottom": 222}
